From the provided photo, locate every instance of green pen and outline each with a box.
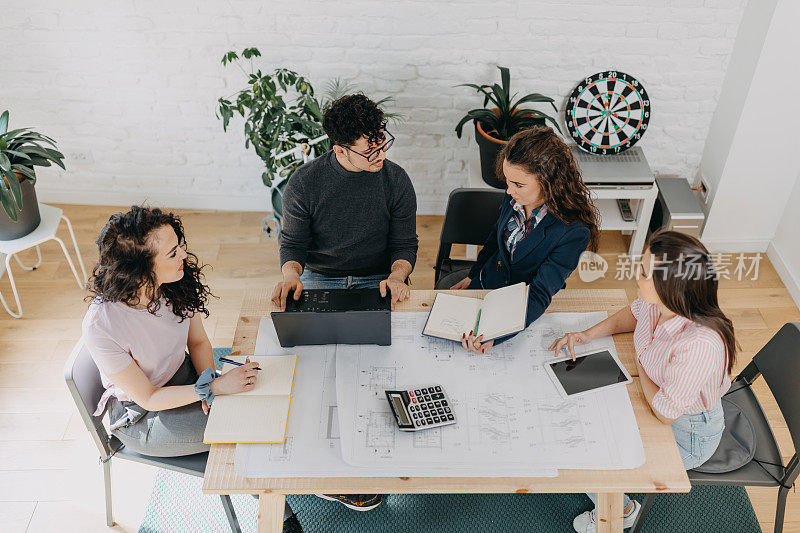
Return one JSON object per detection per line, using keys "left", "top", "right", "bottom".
{"left": 473, "top": 309, "right": 482, "bottom": 338}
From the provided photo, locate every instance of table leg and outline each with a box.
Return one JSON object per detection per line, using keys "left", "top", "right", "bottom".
{"left": 257, "top": 493, "right": 286, "bottom": 533}
{"left": 595, "top": 492, "right": 624, "bottom": 532}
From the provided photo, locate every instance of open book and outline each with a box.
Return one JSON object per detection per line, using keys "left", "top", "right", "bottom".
{"left": 422, "top": 283, "right": 529, "bottom": 342}
{"left": 203, "top": 355, "right": 297, "bottom": 444}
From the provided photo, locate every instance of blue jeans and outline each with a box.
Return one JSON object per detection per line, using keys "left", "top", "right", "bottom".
{"left": 588, "top": 403, "right": 725, "bottom": 509}
{"left": 299, "top": 270, "right": 386, "bottom": 290}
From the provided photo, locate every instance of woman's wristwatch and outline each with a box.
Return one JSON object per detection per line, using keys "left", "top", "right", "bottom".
{"left": 195, "top": 367, "right": 220, "bottom": 405}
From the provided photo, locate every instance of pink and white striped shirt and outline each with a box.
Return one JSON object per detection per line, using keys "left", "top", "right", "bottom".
{"left": 631, "top": 298, "right": 731, "bottom": 419}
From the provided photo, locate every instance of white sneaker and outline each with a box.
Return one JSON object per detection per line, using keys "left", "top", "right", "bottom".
{"left": 573, "top": 500, "right": 641, "bottom": 532}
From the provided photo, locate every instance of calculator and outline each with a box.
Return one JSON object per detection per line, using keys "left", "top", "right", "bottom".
{"left": 385, "top": 385, "right": 456, "bottom": 431}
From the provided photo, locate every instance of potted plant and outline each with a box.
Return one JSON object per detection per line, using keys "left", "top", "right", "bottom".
{"left": 216, "top": 48, "right": 402, "bottom": 237}
{"left": 455, "top": 66, "right": 561, "bottom": 188}
{"left": 0, "top": 110, "right": 65, "bottom": 240}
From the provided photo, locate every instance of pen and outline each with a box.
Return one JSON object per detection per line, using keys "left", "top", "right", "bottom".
{"left": 219, "top": 357, "right": 261, "bottom": 371}
{"left": 473, "top": 309, "right": 482, "bottom": 338}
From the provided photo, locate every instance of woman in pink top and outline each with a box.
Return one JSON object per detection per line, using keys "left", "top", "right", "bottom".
{"left": 550, "top": 230, "right": 735, "bottom": 533}
{"left": 82, "top": 206, "right": 260, "bottom": 458}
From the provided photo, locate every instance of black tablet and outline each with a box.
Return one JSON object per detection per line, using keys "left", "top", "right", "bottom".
{"left": 544, "top": 350, "right": 632, "bottom": 398}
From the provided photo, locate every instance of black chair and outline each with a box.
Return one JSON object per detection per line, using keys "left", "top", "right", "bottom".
{"left": 631, "top": 322, "right": 800, "bottom": 533}
{"left": 433, "top": 188, "right": 505, "bottom": 290}
{"left": 64, "top": 339, "right": 242, "bottom": 532}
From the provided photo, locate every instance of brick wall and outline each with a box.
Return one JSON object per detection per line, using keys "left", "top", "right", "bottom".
{"left": 0, "top": 0, "right": 746, "bottom": 215}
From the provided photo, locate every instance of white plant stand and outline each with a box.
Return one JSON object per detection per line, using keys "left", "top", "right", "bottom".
{"left": 0, "top": 204, "right": 87, "bottom": 318}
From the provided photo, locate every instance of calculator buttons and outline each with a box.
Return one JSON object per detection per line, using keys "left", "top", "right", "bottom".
{"left": 434, "top": 401, "right": 441, "bottom": 407}
{"left": 427, "top": 403, "right": 434, "bottom": 409}
{"left": 424, "top": 395, "right": 431, "bottom": 401}
{"left": 437, "top": 408, "right": 444, "bottom": 415}
{"left": 445, "top": 407, "right": 451, "bottom": 413}
{"left": 414, "top": 390, "right": 421, "bottom": 395}
{"left": 447, "top": 414, "right": 454, "bottom": 420}
{"left": 421, "top": 388, "right": 428, "bottom": 393}
{"left": 441, "top": 400, "right": 448, "bottom": 406}
{"left": 426, "top": 418, "right": 433, "bottom": 424}
{"left": 435, "top": 386, "right": 442, "bottom": 392}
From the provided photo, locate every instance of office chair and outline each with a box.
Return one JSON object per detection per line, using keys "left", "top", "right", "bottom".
{"left": 434, "top": 188, "right": 505, "bottom": 290}
{"left": 631, "top": 322, "right": 800, "bottom": 533}
{"left": 64, "top": 339, "right": 242, "bottom": 532}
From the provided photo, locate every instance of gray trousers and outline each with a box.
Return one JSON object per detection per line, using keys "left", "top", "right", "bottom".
{"left": 109, "top": 355, "right": 211, "bottom": 457}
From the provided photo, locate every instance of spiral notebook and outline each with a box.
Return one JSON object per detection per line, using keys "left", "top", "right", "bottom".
{"left": 203, "top": 354, "right": 297, "bottom": 444}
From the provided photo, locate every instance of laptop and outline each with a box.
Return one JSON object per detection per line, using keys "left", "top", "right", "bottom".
{"left": 271, "top": 289, "right": 391, "bottom": 347}
{"left": 571, "top": 145, "right": 654, "bottom": 186}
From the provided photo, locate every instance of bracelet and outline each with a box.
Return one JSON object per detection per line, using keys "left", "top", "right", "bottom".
{"left": 195, "top": 367, "right": 220, "bottom": 405}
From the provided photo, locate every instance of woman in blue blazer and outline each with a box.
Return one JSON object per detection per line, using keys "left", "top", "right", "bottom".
{"left": 451, "top": 127, "right": 600, "bottom": 353}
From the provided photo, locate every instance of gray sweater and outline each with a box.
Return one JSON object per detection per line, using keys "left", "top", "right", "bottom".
{"left": 279, "top": 151, "right": 419, "bottom": 277}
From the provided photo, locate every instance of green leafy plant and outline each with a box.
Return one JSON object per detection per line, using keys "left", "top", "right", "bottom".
{"left": 217, "top": 48, "right": 329, "bottom": 187}
{"left": 455, "top": 66, "right": 561, "bottom": 141}
{"left": 0, "top": 110, "right": 65, "bottom": 221}
{"left": 217, "top": 48, "right": 403, "bottom": 187}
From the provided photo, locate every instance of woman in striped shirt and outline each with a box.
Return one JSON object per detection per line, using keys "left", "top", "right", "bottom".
{"left": 550, "top": 230, "right": 735, "bottom": 533}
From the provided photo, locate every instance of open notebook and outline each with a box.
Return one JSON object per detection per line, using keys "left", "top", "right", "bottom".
{"left": 422, "top": 283, "right": 529, "bottom": 342}
{"left": 203, "top": 355, "right": 297, "bottom": 444}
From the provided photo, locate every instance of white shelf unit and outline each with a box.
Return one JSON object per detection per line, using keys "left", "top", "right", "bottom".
{"left": 589, "top": 185, "right": 659, "bottom": 256}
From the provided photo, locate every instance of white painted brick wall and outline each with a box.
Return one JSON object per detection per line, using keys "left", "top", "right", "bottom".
{"left": 0, "top": 0, "right": 746, "bottom": 215}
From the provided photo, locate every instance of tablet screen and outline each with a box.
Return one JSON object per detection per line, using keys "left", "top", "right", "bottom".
{"left": 547, "top": 350, "right": 628, "bottom": 395}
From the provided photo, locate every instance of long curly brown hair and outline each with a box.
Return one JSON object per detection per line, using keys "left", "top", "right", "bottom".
{"left": 495, "top": 127, "right": 600, "bottom": 251}
{"left": 87, "top": 206, "right": 213, "bottom": 320}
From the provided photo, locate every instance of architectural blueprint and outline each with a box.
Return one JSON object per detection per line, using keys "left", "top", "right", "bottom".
{"left": 235, "top": 317, "right": 557, "bottom": 478}
{"left": 336, "top": 313, "right": 645, "bottom": 471}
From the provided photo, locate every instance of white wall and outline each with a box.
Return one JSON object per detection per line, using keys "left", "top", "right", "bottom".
{"left": 700, "top": 0, "right": 800, "bottom": 251}
{"left": 768, "top": 172, "right": 800, "bottom": 306}
{"left": 0, "top": 0, "right": 745, "bottom": 214}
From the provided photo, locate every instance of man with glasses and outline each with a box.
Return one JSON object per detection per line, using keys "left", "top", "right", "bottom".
{"left": 272, "top": 94, "right": 416, "bottom": 513}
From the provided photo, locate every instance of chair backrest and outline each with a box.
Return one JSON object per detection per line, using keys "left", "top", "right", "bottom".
{"left": 750, "top": 322, "right": 800, "bottom": 454}
{"left": 434, "top": 188, "right": 505, "bottom": 277}
{"left": 64, "top": 339, "right": 113, "bottom": 459}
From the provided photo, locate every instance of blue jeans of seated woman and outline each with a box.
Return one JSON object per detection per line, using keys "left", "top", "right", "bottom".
{"left": 299, "top": 270, "right": 386, "bottom": 290}
{"left": 588, "top": 403, "right": 725, "bottom": 508}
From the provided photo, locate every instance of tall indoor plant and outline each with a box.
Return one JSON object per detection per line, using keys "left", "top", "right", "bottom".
{"left": 0, "top": 110, "right": 65, "bottom": 239}
{"left": 455, "top": 66, "right": 561, "bottom": 188}
{"left": 216, "top": 48, "right": 401, "bottom": 238}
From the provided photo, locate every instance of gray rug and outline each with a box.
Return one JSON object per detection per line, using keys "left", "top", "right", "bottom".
{"left": 139, "top": 469, "right": 761, "bottom": 532}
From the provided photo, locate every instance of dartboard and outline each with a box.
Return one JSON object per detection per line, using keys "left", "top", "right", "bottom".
{"left": 565, "top": 71, "right": 650, "bottom": 154}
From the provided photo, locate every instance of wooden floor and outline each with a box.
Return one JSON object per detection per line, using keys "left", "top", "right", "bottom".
{"left": 0, "top": 204, "right": 797, "bottom": 532}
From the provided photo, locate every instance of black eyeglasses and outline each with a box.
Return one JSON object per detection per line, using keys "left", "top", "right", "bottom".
{"left": 343, "top": 131, "right": 395, "bottom": 163}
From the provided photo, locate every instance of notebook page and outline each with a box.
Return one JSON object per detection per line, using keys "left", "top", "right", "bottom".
{"left": 478, "top": 283, "right": 528, "bottom": 339}
{"left": 204, "top": 395, "right": 292, "bottom": 444}
{"left": 422, "top": 293, "right": 482, "bottom": 341}
{"left": 221, "top": 355, "right": 297, "bottom": 397}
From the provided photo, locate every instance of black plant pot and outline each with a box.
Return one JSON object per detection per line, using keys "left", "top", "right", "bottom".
{"left": 0, "top": 178, "right": 41, "bottom": 240}
{"left": 473, "top": 116, "right": 547, "bottom": 189}
{"left": 474, "top": 122, "right": 506, "bottom": 189}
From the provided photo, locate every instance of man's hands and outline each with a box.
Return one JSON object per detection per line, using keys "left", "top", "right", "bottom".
{"left": 450, "top": 277, "right": 471, "bottom": 290}
{"left": 380, "top": 276, "right": 410, "bottom": 311}
{"left": 272, "top": 261, "right": 304, "bottom": 311}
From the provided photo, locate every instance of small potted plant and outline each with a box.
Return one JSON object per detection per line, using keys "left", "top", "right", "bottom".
{"left": 455, "top": 66, "right": 561, "bottom": 188}
{"left": 0, "top": 110, "right": 65, "bottom": 240}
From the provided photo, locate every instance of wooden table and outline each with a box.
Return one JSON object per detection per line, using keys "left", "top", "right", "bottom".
{"left": 203, "top": 289, "right": 690, "bottom": 532}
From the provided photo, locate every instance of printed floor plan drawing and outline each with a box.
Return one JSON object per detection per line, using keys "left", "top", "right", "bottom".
{"left": 236, "top": 313, "right": 644, "bottom": 478}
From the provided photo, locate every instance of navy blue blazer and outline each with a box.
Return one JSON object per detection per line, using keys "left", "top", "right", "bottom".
{"left": 467, "top": 194, "right": 591, "bottom": 343}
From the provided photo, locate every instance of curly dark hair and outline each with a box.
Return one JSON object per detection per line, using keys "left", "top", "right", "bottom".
{"left": 495, "top": 127, "right": 601, "bottom": 252}
{"left": 322, "top": 93, "right": 385, "bottom": 147}
{"left": 87, "top": 206, "right": 213, "bottom": 320}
